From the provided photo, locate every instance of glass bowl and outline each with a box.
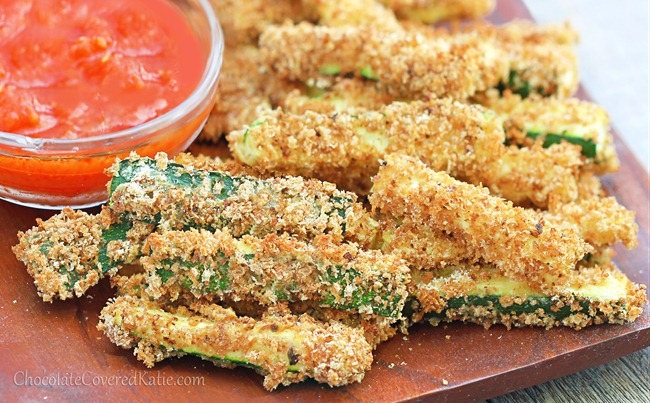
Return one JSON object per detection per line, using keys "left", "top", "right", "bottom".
{"left": 0, "top": 0, "right": 223, "bottom": 209}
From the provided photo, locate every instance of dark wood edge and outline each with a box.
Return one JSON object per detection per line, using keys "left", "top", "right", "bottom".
{"left": 406, "top": 327, "right": 650, "bottom": 402}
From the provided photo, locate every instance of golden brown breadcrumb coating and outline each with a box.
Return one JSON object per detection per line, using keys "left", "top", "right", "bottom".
{"left": 260, "top": 22, "right": 508, "bottom": 100}
{"left": 369, "top": 154, "right": 591, "bottom": 293}
{"left": 209, "top": 0, "right": 308, "bottom": 46}
{"left": 484, "top": 142, "right": 583, "bottom": 207}
{"left": 282, "top": 78, "right": 397, "bottom": 115}
{"left": 109, "top": 153, "right": 374, "bottom": 244}
{"left": 230, "top": 98, "right": 583, "bottom": 207}
{"left": 481, "top": 93, "right": 618, "bottom": 173}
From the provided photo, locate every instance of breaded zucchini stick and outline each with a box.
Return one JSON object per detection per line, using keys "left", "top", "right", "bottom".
{"left": 410, "top": 263, "right": 646, "bottom": 330}
{"left": 369, "top": 155, "right": 591, "bottom": 293}
{"left": 403, "top": 20, "right": 579, "bottom": 98}
{"left": 108, "top": 153, "right": 376, "bottom": 243}
{"left": 484, "top": 94, "right": 618, "bottom": 173}
{"left": 372, "top": 193, "right": 636, "bottom": 273}
{"left": 486, "top": 142, "right": 583, "bottom": 207}
{"left": 303, "top": 0, "right": 403, "bottom": 31}
{"left": 12, "top": 207, "right": 152, "bottom": 301}
{"left": 229, "top": 99, "right": 505, "bottom": 195}
{"left": 112, "top": 272, "right": 397, "bottom": 349}
{"left": 260, "top": 22, "right": 508, "bottom": 100}
{"left": 141, "top": 229, "right": 410, "bottom": 318}
{"left": 381, "top": 0, "right": 494, "bottom": 24}
{"left": 99, "top": 296, "right": 373, "bottom": 390}
{"left": 290, "top": 302, "right": 398, "bottom": 349}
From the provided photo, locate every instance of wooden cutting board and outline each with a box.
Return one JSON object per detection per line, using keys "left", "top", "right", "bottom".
{"left": 1, "top": 1, "right": 648, "bottom": 401}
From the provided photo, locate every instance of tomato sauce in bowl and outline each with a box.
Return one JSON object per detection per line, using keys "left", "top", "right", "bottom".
{"left": 0, "top": 0, "right": 223, "bottom": 208}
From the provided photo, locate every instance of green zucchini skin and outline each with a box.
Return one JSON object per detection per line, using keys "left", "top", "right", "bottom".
{"left": 526, "top": 131, "right": 597, "bottom": 159}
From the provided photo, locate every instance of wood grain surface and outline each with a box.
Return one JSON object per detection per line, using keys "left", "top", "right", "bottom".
{"left": 1, "top": 1, "right": 649, "bottom": 402}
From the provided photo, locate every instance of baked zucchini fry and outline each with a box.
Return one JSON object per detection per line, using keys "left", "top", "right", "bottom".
{"left": 260, "top": 22, "right": 507, "bottom": 100}
{"left": 12, "top": 207, "right": 153, "bottom": 302}
{"left": 229, "top": 99, "right": 505, "bottom": 195}
{"left": 369, "top": 154, "right": 591, "bottom": 293}
{"left": 303, "top": 0, "right": 403, "bottom": 31}
{"left": 99, "top": 296, "right": 373, "bottom": 390}
{"left": 410, "top": 263, "right": 646, "bottom": 330}
{"left": 488, "top": 95, "right": 618, "bottom": 173}
{"left": 141, "top": 229, "right": 410, "bottom": 318}
{"left": 381, "top": 0, "right": 494, "bottom": 24}
{"left": 108, "top": 153, "right": 376, "bottom": 243}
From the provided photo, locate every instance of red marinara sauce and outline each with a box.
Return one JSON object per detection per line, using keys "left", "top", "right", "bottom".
{"left": 0, "top": 0, "right": 205, "bottom": 138}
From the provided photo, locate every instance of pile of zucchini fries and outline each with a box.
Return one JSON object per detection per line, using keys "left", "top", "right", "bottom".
{"left": 14, "top": 0, "right": 647, "bottom": 391}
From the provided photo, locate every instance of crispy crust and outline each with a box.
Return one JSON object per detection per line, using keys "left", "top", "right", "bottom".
{"left": 482, "top": 142, "right": 583, "bottom": 207}
{"left": 141, "top": 229, "right": 410, "bottom": 318}
{"left": 375, "top": 214, "right": 472, "bottom": 269}
{"left": 260, "top": 22, "right": 508, "bottom": 100}
{"left": 13, "top": 208, "right": 113, "bottom": 301}
{"left": 99, "top": 296, "right": 373, "bottom": 390}
{"left": 231, "top": 98, "right": 582, "bottom": 206}
{"left": 282, "top": 78, "right": 397, "bottom": 115}
{"left": 496, "top": 20, "right": 579, "bottom": 46}
{"left": 369, "top": 154, "right": 591, "bottom": 293}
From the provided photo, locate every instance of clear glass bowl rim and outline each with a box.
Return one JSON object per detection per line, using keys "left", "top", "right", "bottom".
{"left": 0, "top": 0, "right": 224, "bottom": 156}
